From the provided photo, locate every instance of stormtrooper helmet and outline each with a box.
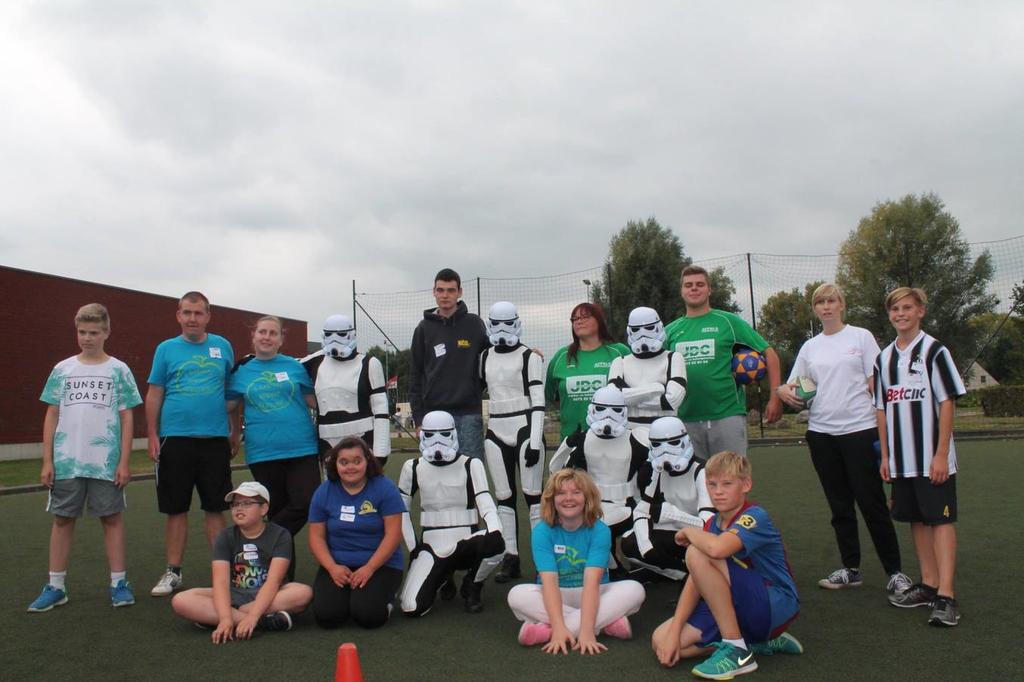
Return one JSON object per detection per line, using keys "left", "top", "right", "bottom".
{"left": 419, "top": 411, "right": 460, "bottom": 464}
{"left": 648, "top": 417, "right": 694, "bottom": 473}
{"left": 487, "top": 301, "right": 522, "bottom": 347}
{"left": 322, "top": 314, "right": 357, "bottom": 360}
{"left": 626, "top": 307, "right": 666, "bottom": 355}
{"left": 586, "top": 385, "right": 628, "bottom": 438}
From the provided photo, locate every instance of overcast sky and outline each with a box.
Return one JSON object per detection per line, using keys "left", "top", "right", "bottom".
{"left": 2, "top": 1, "right": 1022, "bottom": 340}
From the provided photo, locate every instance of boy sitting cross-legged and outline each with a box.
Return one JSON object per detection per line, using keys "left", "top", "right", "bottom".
{"left": 171, "top": 482, "right": 312, "bottom": 642}
{"left": 651, "top": 451, "right": 801, "bottom": 680}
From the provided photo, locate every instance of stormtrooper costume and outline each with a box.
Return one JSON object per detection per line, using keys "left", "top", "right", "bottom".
{"left": 301, "top": 314, "right": 391, "bottom": 466}
{"left": 607, "top": 307, "right": 686, "bottom": 445}
{"left": 549, "top": 386, "right": 648, "bottom": 540}
{"left": 398, "top": 411, "right": 505, "bottom": 616}
{"left": 478, "top": 302, "right": 545, "bottom": 583}
{"left": 622, "top": 417, "right": 714, "bottom": 580}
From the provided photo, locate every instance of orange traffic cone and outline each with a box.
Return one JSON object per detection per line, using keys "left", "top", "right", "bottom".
{"left": 335, "top": 642, "right": 365, "bottom": 682}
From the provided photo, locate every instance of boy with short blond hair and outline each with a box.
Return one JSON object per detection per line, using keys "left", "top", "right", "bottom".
{"left": 651, "top": 451, "right": 801, "bottom": 679}
{"left": 29, "top": 303, "right": 143, "bottom": 612}
{"left": 874, "top": 287, "right": 966, "bottom": 626}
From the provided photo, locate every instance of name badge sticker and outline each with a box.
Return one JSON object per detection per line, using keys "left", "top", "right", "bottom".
{"left": 243, "top": 543, "right": 257, "bottom": 552}
{"left": 341, "top": 505, "right": 355, "bottom": 513}
{"left": 339, "top": 513, "right": 356, "bottom": 523}
{"left": 275, "top": 372, "right": 289, "bottom": 382}
{"left": 554, "top": 544, "right": 566, "bottom": 554}
{"left": 209, "top": 347, "right": 222, "bottom": 359}
{"left": 243, "top": 552, "right": 258, "bottom": 561}
{"left": 434, "top": 343, "right": 446, "bottom": 358}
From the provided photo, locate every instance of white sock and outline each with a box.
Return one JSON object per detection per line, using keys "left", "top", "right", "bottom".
{"left": 110, "top": 571, "right": 127, "bottom": 587}
{"left": 49, "top": 571, "right": 67, "bottom": 590}
{"left": 723, "top": 637, "right": 747, "bottom": 650}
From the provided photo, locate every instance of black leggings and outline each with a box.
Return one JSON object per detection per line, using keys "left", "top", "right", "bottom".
{"left": 248, "top": 454, "right": 321, "bottom": 537}
{"left": 313, "top": 565, "right": 403, "bottom": 629}
{"left": 807, "top": 428, "right": 902, "bottom": 574}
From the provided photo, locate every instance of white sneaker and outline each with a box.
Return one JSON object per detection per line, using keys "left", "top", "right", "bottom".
{"left": 886, "top": 571, "right": 913, "bottom": 596}
{"left": 150, "top": 570, "right": 183, "bottom": 597}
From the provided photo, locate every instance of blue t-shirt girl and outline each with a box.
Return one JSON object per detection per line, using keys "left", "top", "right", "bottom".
{"left": 308, "top": 475, "right": 405, "bottom": 571}
{"left": 227, "top": 354, "right": 317, "bottom": 464}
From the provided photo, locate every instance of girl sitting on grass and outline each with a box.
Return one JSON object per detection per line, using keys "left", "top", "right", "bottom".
{"left": 507, "top": 469, "right": 645, "bottom": 655}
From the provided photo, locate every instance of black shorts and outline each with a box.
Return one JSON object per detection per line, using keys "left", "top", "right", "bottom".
{"left": 156, "top": 436, "right": 233, "bottom": 514}
{"left": 891, "top": 475, "right": 957, "bottom": 525}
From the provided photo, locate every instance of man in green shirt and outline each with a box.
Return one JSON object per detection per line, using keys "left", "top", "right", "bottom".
{"left": 663, "top": 265, "right": 783, "bottom": 458}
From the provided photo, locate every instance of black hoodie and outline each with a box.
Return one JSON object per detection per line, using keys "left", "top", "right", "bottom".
{"left": 408, "top": 300, "right": 489, "bottom": 425}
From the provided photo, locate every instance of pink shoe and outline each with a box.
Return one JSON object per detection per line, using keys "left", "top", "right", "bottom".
{"left": 518, "top": 622, "right": 553, "bottom": 646}
{"left": 601, "top": 616, "right": 632, "bottom": 640}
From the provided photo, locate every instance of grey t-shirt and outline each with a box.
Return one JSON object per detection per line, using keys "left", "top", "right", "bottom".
{"left": 212, "top": 522, "right": 292, "bottom": 606}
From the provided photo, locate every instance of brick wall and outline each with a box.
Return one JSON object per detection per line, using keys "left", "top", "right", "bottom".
{"left": 1, "top": 266, "right": 308, "bottom": 445}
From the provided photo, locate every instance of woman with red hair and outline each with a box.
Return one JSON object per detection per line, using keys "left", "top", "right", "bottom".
{"left": 546, "top": 303, "right": 630, "bottom": 440}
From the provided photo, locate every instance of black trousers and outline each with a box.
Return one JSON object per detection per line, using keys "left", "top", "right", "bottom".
{"left": 248, "top": 454, "right": 321, "bottom": 537}
{"left": 806, "top": 428, "right": 902, "bottom": 575}
{"left": 313, "top": 566, "right": 403, "bottom": 629}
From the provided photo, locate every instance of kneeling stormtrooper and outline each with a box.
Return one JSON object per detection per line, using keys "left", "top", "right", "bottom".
{"left": 302, "top": 314, "right": 391, "bottom": 466}
{"left": 398, "top": 411, "right": 505, "bottom": 616}
{"left": 479, "top": 302, "right": 545, "bottom": 583}
{"left": 608, "top": 306, "right": 686, "bottom": 444}
{"left": 622, "top": 417, "right": 714, "bottom": 580}
{"left": 549, "top": 386, "right": 648, "bottom": 540}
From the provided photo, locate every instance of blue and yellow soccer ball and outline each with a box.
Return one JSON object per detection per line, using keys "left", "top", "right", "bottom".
{"left": 732, "top": 347, "right": 767, "bottom": 385}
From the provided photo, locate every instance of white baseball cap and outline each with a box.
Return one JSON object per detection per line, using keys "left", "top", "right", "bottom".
{"left": 225, "top": 481, "right": 270, "bottom": 504}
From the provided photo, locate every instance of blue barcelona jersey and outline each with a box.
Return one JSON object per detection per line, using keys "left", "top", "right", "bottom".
{"left": 148, "top": 334, "right": 234, "bottom": 437}
{"left": 227, "top": 354, "right": 318, "bottom": 464}
{"left": 707, "top": 503, "right": 799, "bottom": 632}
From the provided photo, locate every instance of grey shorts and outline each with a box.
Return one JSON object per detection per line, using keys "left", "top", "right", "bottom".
{"left": 47, "top": 478, "right": 126, "bottom": 518}
{"left": 684, "top": 415, "right": 748, "bottom": 460}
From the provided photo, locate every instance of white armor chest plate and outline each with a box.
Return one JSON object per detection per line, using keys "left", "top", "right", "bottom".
{"left": 583, "top": 431, "right": 633, "bottom": 498}
{"left": 416, "top": 458, "right": 471, "bottom": 513}
{"left": 660, "top": 471, "right": 700, "bottom": 517}
{"left": 486, "top": 347, "right": 527, "bottom": 403}
{"left": 622, "top": 353, "right": 668, "bottom": 410}
{"left": 314, "top": 356, "right": 363, "bottom": 415}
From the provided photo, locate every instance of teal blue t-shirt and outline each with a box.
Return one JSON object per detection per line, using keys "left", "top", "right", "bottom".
{"left": 532, "top": 519, "right": 611, "bottom": 588}
{"left": 227, "top": 355, "right": 317, "bottom": 464}
{"left": 148, "top": 334, "right": 235, "bottom": 437}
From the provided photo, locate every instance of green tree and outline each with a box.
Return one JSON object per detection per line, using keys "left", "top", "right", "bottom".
{"left": 970, "top": 313, "right": 1024, "bottom": 384}
{"left": 592, "top": 217, "right": 738, "bottom": 338}
{"left": 835, "top": 193, "right": 996, "bottom": 364}
{"left": 758, "top": 281, "right": 825, "bottom": 376}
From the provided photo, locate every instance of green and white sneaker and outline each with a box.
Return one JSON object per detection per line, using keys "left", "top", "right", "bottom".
{"left": 692, "top": 642, "right": 757, "bottom": 680}
{"left": 751, "top": 631, "right": 804, "bottom": 656}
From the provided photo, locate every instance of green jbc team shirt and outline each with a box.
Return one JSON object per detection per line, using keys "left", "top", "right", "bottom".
{"left": 664, "top": 310, "right": 769, "bottom": 422}
{"left": 546, "top": 343, "right": 630, "bottom": 439}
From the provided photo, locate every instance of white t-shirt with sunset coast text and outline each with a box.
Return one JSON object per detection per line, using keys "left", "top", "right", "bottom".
{"left": 40, "top": 356, "right": 142, "bottom": 481}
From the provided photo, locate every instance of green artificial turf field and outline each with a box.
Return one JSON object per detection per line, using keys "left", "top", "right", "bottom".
{"left": 2, "top": 441, "right": 1020, "bottom": 681}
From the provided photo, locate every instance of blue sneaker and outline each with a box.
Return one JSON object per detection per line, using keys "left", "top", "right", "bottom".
{"left": 692, "top": 641, "right": 758, "bottom": 680}
{"left": 110, "top": 579, "right": 135, "bottom": 608}
{"left": 27, "top": 585, "right": 68, "bottom": 612}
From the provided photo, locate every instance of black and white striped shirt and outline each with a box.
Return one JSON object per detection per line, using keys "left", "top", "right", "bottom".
{"left": 873, "top": 331, "right": 966, "bottom": 479}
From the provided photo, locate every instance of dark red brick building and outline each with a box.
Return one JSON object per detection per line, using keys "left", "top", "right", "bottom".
{"left": 1, "top": 265, "right": 307, "bottom": 449}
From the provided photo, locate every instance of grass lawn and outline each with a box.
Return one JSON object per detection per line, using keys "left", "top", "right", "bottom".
{"left": 2, "top": 441, "right": 1020, "bottom": 681}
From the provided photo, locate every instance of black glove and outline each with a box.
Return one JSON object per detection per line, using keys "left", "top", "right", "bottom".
{"left": 524, "top": 446, "right": 540, "bottom": 467}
